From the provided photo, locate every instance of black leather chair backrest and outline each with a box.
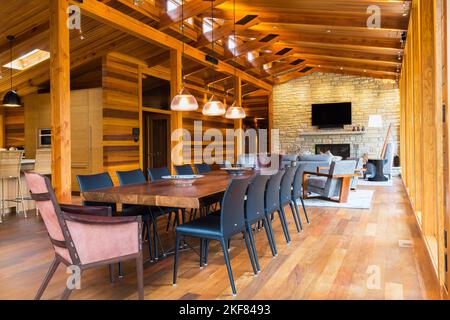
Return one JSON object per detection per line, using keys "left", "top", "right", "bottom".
{"left": 264, "top": 169, "right": 284, "bottom": 214}
{"left": 174, "top": 164, "right": 194, "bottom": 175}
{"left": 194, "top": 163, "right": 212, "bottom": 174}
{"left": 117, "top": 169, "right": 146, "bottom": 185}
{"left": 148, "top": 167, "right": 170, "bottom": 182}
{"left": 220, "top": 177, "right": 251, "bottom": 238}
{"left": 292, "top": 164, "right": 307, "bottom": 198}
{"left": 245, "top": 175, "right": 270, "bottom": 223}
{"left": 280, "top": 166, "right": 296, "bottom": 205}
{"left": 76, "top": 172, "right": 116, "bottom": 211}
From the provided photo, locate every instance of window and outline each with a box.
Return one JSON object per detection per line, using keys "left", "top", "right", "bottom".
{"left": 3, "top": 49, "right": 50, "bottom": 71}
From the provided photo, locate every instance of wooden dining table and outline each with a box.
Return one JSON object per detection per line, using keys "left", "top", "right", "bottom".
{"left": 81, "top": 170, "right": 271, "bottom": 209}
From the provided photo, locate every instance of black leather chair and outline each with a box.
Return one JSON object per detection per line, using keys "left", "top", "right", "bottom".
{"left": 148, "top": 167, "right": 170, "bottom": 181}
{"left": 173, "top": 176, "right": 257, "bottom": 295}
{"left": 245, "top": 174, "right": 276, "bottom": 272}
{"left": 194, "top": 163, "right": 212, "bottom": 174}
{"left": 174, "top": 164, "right": 194, "bottom": 175}
{"left": 292, "top": 164, "right": 310, "bottom": 224}
{"left": 280, "top": 165, "right": 302, "bottom": 233}
{"left": 264, "top": 170, "right": 291, "bottom": 249}
{"left": 116, "top": 169, "right": 155, "bottom": 260}
{"left": 147, "top": 167, "right": 183, "bottom": 258}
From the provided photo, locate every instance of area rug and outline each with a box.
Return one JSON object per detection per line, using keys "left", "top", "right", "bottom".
{"left": 357, "top": 179, "right": 393, "bottom": 187}
{"left": 298, "top": 189, "right": 375, "bottom": 209}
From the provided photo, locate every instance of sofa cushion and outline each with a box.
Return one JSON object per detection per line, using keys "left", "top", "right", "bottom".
{"left": 281, "top": 154, "right": 298, "bottom": 162}
{"left": 308, "top": 176, "right": 328, "bottom": 189}
{"left": 299, "top": 154, "right": 332, "bottom": 163}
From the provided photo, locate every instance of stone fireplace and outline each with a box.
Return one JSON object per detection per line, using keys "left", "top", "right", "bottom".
{"left": 315, "top": 144, "right": 351, "bottom": 159}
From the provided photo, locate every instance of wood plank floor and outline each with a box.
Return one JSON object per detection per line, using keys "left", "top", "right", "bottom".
{"left": 0, "top": 177, "right": 441, "bottom": 300}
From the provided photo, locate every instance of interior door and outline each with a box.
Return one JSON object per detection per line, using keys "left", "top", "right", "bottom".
{"left": 143, "top": 112, "right": 170, "bottom": 174}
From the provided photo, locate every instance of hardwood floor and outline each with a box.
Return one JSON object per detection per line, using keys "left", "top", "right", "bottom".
{"left": 0, "top": 177, "right": 441, "bottom": 300}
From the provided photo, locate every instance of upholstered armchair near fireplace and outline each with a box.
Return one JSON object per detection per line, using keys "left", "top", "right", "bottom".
{"left": 24, "top": 172, "right": 144, "bottom": 300}
{"left": 302, "top": 160, "right": 358, "bottom": 203}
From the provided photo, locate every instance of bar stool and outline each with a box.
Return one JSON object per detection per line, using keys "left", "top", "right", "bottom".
{"left": 26, "top": 148, "right": 52, "bottom": 216}
{"left": 0, "top": 150, "right": 26, "bottom": 223}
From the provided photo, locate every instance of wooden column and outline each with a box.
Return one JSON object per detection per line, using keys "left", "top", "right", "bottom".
{"left": 268, "top": 91, "right": 273, "bottom": 153}
{"left": 234, "top": 76, "right": 243, "bottom": 160}
{"left": 170, "top": 49, "right": 183, "bottom": 170}
{"left": 0, "top": 107, "right": 4, "bottom": 148}
{"left": 50, "top": 0, "right": 71, "bottom": 202}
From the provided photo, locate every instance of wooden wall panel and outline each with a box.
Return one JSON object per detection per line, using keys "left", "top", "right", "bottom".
{"left": 400, "top": 0, "right": 447, "bottom": 291}
{"left": 102, "top": 53, "right": 140, "bottom": 184}
{"left": 4, "top": 107, "right": 25, "bottom": 148}
{"left": 182, "top": 91, "right": 235, "bottom": 165}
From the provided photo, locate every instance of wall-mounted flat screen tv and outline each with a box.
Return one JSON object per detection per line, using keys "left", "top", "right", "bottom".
{"left": 312, "top": 102, "right": 352, "bottom": 128}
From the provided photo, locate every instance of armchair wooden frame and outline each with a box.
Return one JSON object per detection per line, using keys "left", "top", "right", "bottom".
{"left": 29, "top": 175, "right": 144, "bottom": 300}
{"left": 302, "top": 171, "right": 359, "bottom": 203}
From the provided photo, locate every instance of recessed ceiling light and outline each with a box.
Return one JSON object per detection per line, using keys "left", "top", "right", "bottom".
{"left": 364, "top": 69, "right": 367, "bottom": 72}
{"left": 272, "top": 26, "right": 278, "bottom": 29}
{"left": 3, "top": 49, "right": 50, "bottom": 71}
{"left": 340, "top": 67, "right": 344, "bottom": 70}
{"left": 326, "top": 29, "right": 332, "bottom": 33}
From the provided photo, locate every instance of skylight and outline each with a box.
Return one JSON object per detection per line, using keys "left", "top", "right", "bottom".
{"left": 228, "top": 36, "right": 237, "bottom": 51}
{"left": 3, "top": 49, "right": 50, "bottom": 71}
{"left": 203, "top": 18, "right": 213, "bottom": 33}
{"left": 167, "top": 0, "right": 179, "bottom": 11}
{"left": 167, "top": 0, "right": 193, "bottom": 25}
{"left": 247, "top": 51, "right": 259, "bottom": 61}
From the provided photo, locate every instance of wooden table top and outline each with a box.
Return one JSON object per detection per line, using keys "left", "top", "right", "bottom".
{"left": 81, "top": 170, "right": 275, "bottom": 209}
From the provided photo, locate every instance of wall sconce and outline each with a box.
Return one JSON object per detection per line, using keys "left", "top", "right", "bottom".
{"left": 132, "top": 128, "right": 139, "bottom": 142}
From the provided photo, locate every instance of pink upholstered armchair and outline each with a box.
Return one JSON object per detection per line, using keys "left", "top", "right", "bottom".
{"left": 25, "top": 172, "right": 144, "bottom": 300}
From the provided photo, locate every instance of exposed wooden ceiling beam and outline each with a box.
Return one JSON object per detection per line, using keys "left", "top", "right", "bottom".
{"left": 159, "top": 0, "right": 228, "bottom": 30}
{"left": 273, "top": 67, "right": 315, "bottom": 84}
{"left": 69, "top": 0, "right": 272, "bottom": 91}
{"left": 210, "top": 8, "right": 408, "bottom": 30}
{"left": 115, "top": 0, "right": 198, "bottom": 41}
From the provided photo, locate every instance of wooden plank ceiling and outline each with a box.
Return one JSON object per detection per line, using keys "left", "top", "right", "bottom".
{"left": 0, "top": 0, "right": 409, "bottom": 99}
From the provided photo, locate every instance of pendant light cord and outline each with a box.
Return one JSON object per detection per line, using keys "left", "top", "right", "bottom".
{"left": 10, "top": 37, "right": 13, "bottom": 90}
{"left": 211, "top": 0, "right": 215, "bottom": 95}
{"left": 233, "top": 0, "right": 237, "bottom": 102}
{"left": 181, "top": 0, "right": 185, "bottom": 88}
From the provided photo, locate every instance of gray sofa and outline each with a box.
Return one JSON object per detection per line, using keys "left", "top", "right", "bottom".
{"left": 280, "top": 153, "right": 333, "bottom": 172}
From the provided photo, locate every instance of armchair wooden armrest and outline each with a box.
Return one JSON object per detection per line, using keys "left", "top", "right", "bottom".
{"left": 62, "top": 212, "right": 142, "bottom": 225}
{"left": 317, "top": 166, "right": 330, "bottom": 173}
{"left": 302, "top": 171, "right": 359, "bottom": 203}
{"left": 304, "top": 170, "right": 332, "bottom": 178}
{"left": 60, "top": 204, "right": 112, "bottom": 217}
{"left": 304, "top": 171, "right": 360, "bottom": 178}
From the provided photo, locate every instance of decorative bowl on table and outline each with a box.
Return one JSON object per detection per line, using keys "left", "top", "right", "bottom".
{"left": 220, "top": 167, "right": 253, "bottom": 176}
{"left": 161, "top": 175, "right": 204, "bottom": 187}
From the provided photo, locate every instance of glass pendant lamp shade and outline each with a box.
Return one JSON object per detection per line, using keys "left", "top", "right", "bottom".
{"left": 2, "top": 90, "right": 21, "bottom": 107}
{"left": 225, "top": 100, "right": 246, "bottom": 119}
{"left": 170, "top": 87, "right": 198, "bottom": 111}
{"left": 202, "top": 95, "right": 225, "bottom": 116}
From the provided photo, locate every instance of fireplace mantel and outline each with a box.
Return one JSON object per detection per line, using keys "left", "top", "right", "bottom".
{"left": 299, "top": 131, "right": 366, "bottom": 136}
